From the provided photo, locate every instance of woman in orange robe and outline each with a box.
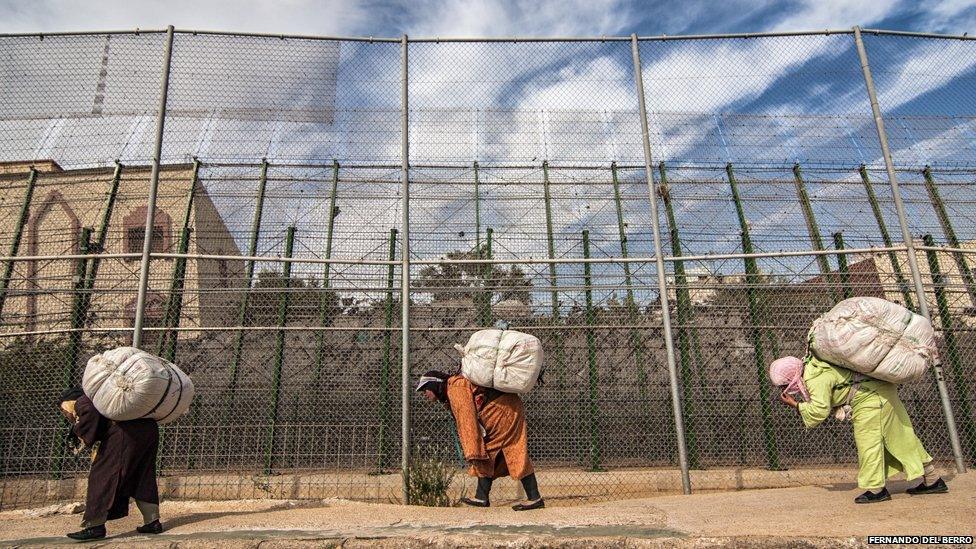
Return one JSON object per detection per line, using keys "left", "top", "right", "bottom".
{"left": 417, "top": 370, "right": 544, "bottom": 510}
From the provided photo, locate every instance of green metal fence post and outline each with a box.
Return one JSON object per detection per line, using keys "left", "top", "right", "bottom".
{"left": 658, "top": 162, "right": 701, "bottom": 469}
{"left": 485, "top": 227, "right": 493, "bottom": 266}
{"left": 793, "top": 164, "right": 836, "bottom": 298}
{"left": 727, "top": 163, "right": 780, "bottom": 470}
{"left": 611, "top": 162, "right": 649, "bottom": 399}
{"left": 859, "top": 165, "right": 914, "bottom": 310}
{"left": 65, "top": 228, "right": 93, "bottom": 389}
{"left": 264, "top": 226, "right": 296, "bottom": 475}
{"left": 82, "top": 161, "right": 123, "bottom": 314}
{"left": 482, "top": 227, "right": 494, "bottom": 326}
{"left": 159, "top": 227, "right": 191, "bottom": 362}
{"left": 314, "top": 160, "right": 340, "bottom": 381}
{"left": 167, "top": 161, "right": 204, "bottom": 469}
{"left": 53, "top": 227, "right": 92, "bottom": 477}
{"left": 833, "top": 232, "right": 853, "bottom": 300}
{"left": 173, "top": 227, "right": 198, "bottom": 470}
{"left": 227, "top": 159, "right": 269, "bottom": 411}
{"left": 582, "top": 230, "right": 602, "bottom": 471}
{"left": 0, "top": 168, "right": 38, "bottom": 321}
{"left": 474, "top": 161, "right": 481, "bottom": 253}
{"left": 542, "top": 161, "right": 565, "bottom": 388}
{"left": 923, "top": 166, "right": 976, "bottom": 308}
{"left": 157, "top": 159, "right": 198, "bottom": 359}
{"left": 923, "top": 234, "right": 976, "bottom": 464}
{"left": 474, "top": 235, "right": 492, "bottom": 327}
{"left": 376, "top": 228, "right": 398, "bottom": 472}
{"left": 472, "top": 162, "right": 494, "bottom": 327}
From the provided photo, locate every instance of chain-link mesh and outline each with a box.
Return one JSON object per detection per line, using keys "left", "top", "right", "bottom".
{"left": 1, "top": 29, "right": 974, "bottom": 510}
{"left": 863, "top": 32, "right": 976, "bottom": 465}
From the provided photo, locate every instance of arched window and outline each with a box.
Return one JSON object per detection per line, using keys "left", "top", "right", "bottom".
{"left": 25, "top": 190, "right": 81, "bottom": 333}
{"left": 123, "top": 206, "right": 172, "bottom": 258}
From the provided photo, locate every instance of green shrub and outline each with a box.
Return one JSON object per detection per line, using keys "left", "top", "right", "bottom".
{"left": 403, "top": 455, "right": 456, "bottom": 507}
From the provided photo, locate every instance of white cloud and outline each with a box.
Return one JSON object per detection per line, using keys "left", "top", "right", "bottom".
{"left": 642, "top": 39, "right": 830, "bottom": 114}
{"left": 929, "top": 0, "right": 976, "bottom": 17}
{"left": 0, "top": 0, "right": 635, "bottom": 38}
{"left": 873, "top": 39, "right": 976, "bottom": 112}
{"left": 637, "top": 33, "right": 856, "bottom": 162}
{"left": 0, "top": 0, "right": 373, "bottom": 35}
{"left": 406, "top": 36, "right": 639, "bottom": 164}
{"left": 399, "top": 0, "right": 633, "bottom": 38}
{"left": 519, "top": 56, "right": 634, "bottom": 111}
{"left": 6, "top": 0, "right": 976, "bottom": 270}
{"left": 770, "top": 0, "right": 901, "bottom": 32}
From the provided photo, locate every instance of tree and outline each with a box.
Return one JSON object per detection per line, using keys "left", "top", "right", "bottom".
{"left": 414, "top": 243, "right": 532, "bottom": 306}
{"left": 248, "top": 269, "right": 340, "bottom": 325}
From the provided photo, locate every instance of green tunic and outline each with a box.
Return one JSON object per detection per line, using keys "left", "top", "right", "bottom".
{"left": 797, "top": 355, "right": 933, "bottom": 490}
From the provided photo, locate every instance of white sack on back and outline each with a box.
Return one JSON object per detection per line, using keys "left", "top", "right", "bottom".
{"left": 455, "top": 329, "right": 543, "bottom": 394}
{"left": 809, "top": 297, "right": 936, "bottom": 383}
{"left": 82, "top": 347, "right": 194, "bottom": 424}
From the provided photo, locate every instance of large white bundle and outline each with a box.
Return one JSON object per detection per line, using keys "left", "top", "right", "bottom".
{"left": 82, "top": 347, "right": 194, "bottom": 424}
{"left": 455, "top": 329, "right": 543, "bottom": 394}
{"left": 809, "top": 297, "right": 937, "bottom": 383}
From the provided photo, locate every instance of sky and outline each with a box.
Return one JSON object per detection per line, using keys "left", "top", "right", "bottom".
{"left": 3, "top": 0, "right": 976, "bottom": 305}
{"left": 0, "top": 0, "right": 975, "bottom": 39}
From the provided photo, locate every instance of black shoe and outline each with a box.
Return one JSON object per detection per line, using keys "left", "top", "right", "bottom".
{"left": 136, "top": 519, "right": 164, "bottom": 534}
{"left": 907, "top": 478, "right": 948, "bottom": 495}
{"left": 512, "top": 498, "right": 545, "bottom": 511}
{"left": 854, "top": 488, "right": 891, "bottom": 504}
{"left": 66, "top": 525, "right": 106, "bottom": 541}
{"left": 460, "top": 497, "right": 490, "bottom": 507}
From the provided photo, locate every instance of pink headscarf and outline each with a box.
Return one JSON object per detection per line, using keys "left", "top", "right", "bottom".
{"left": 768, "top": 356, "right": 809, "bottom": 402}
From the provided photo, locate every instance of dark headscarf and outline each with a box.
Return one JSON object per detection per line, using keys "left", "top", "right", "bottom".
{"left": 60, "top": 386, "right": 84, "bottom": 403}
{"left": 415, "top": 370, "right": 450, "bottom": 402}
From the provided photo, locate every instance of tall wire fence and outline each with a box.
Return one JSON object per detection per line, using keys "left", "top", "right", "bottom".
{"left": 1, "top": 27, "right": 975, "bottom": 509}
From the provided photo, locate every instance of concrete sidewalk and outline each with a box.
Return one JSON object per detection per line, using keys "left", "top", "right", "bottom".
{"left": 0, "top": 464, "right": 878, "bottom": 508}
{"left": 1, "top": 471, "right": 972, "bottom": 547}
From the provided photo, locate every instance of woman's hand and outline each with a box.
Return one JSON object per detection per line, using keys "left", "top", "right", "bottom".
{"left": 59, "top": 401, "right": 78, "bottom": 424}
{"left": 60, "top": 407, "right": 77, "bottom": 424}
{"left": 779, "top": 391, "right": 799, "bottom": 409}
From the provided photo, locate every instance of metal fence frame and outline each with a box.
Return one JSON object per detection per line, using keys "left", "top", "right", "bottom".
{"left": 1, "top": 24, "right": 973, "bottom": 505}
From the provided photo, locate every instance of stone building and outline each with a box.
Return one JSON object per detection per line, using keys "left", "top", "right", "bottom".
{"left": 852, "top": 242, "right": 976, "bottom": 325}
{"left": 0, "top": 160, "right": 244, "bottom": 339}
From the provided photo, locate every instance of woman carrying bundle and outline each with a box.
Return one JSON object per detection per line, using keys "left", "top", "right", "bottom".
{"left": 770, "top": 355, "right": 948, "bottom": 503}
{"left": 58, "top": 387, "right": 163, "bottom": 540}
{"left": 416, "top": 370, "right": 545, "bottom": 510}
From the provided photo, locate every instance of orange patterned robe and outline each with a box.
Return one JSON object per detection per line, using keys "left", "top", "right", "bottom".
{"left": 446, "top": 375, "right": 534, "bottom": 480}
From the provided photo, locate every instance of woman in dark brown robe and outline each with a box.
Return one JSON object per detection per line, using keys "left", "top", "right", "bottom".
{"left": 58, "top": 387, "right": 163, "bottom": 541}
{"left": 417, "top": 370, "right": 544, "bottom": 511}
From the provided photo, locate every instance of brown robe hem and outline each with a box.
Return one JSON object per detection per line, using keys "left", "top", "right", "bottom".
{"left": 73, "top": 395, "right": 159, "bottom": 524}
{"left": 446, "top": 375, "right": 534, "bottom": 480}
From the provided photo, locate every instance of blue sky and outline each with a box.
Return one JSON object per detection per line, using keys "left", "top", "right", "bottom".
{"left": 3, "top": 0, "right": 976, "bottom": 303}
{"left": 1, "top": 0, "right": 975, "bottom": 38}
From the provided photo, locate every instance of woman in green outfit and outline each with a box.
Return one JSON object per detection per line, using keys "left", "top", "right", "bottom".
{"left": 769, "top": 355, "right": 948, "bottom": 503}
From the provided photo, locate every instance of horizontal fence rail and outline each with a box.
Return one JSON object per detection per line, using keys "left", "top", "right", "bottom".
{"left": 1, "top": 26, "right": 976, "bottom": 510}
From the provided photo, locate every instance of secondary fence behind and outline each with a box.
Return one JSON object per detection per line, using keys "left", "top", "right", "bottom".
{"left": 1, "top": 27, "right": 975, "bottom": 509}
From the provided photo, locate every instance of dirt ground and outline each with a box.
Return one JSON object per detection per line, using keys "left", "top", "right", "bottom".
{"left": 1, "top": 471, "right": 973, "bottom": 548}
